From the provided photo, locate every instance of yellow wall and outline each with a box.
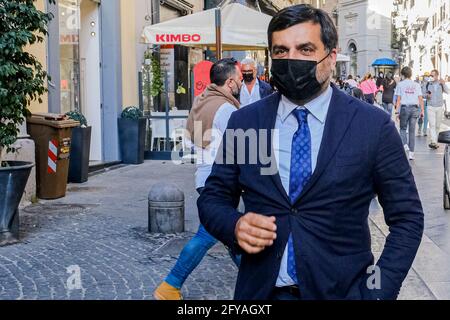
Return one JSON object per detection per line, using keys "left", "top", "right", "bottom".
{"left": 120, "top": 0, "right": 139, "bottom": 108}
{"left": 28, "top": 0, "right": 49, "bottom": 113}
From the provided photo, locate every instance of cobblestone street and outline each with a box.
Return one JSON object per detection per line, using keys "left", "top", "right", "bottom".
{"left": 0, "top": 132, "right": 449, "bottom": 300}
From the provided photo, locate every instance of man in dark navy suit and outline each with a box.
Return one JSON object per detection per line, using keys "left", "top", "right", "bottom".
{"left": 198, "top": 4, "right": 424, "bottom": 300}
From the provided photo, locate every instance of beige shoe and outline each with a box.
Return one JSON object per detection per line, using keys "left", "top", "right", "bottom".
{"left": 153, "top": 281, "right": 183, "bottom": 300}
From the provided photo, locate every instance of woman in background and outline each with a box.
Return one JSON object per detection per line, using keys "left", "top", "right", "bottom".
{"left": 359, "top": 73, "right": 379, "bottom": 104}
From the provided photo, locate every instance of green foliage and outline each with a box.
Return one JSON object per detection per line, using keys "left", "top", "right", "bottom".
{"left": 0, "top": 0, "right": 55, "bottom": 162}
{"left": 150, "top": 53, "right": 164, "bottom": 97}
{"left": 65, "top": 110, "right": 88, "bottom": 127}
{"left": 121, "top": 106, "right": 143, "bottom": 120}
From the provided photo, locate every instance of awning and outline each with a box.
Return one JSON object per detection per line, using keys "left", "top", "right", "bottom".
{"left": 337, "top": 53, "right": 350, "bottom": 62}
{"left": 372, "top": 58, "right": 398, "bottom": 66}
{"left": 141, "top": 3, "right": 272, "bottom": 50}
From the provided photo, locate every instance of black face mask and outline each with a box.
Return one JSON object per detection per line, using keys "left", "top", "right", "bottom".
{"left": 231, "top": 79, "right": 241, "bottom": 101}
{"left": 270, "top": 54, "right": 330, "bottom": 101}
{"left": 242, "top": 72, "right": 254, "bottom": 83}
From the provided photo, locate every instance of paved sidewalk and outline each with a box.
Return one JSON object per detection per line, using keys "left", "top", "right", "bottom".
{"left": 0, "top": 131, "right": 449, "bottom": 299}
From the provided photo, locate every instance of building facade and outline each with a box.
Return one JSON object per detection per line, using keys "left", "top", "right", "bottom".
{"left": 31, "top": 0, "right": 339, "bottom": 163}
{"left": 337, "top": 0, "right": 395, "bottom": 77}
{"left": 30, "top": 0, "right": 207, "bottom": 163}
{"left": 393, "top": 0, "right": 450, "bottom": 78}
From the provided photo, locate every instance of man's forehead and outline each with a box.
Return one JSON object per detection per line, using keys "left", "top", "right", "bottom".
{"left": 271, "top": 22, "right": 322, "bottom": 45}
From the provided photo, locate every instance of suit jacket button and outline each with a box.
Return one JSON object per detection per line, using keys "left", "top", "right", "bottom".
{"left": 291, "top": 208, "right": 298, "bottom": 214}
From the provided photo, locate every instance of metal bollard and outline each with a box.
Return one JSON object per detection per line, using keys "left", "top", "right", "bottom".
{"left": 148, "top": 183, "right": 184, "bottom": 233}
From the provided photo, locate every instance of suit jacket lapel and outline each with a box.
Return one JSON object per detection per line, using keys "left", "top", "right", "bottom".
{"left": 294, "top": 86, "right": 359, "bottom": 204}
{"left": 259, "top": 93, "right": 291, "bottom": 204}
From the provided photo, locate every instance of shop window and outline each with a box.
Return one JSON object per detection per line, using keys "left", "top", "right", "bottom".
{"left": 59, "top": 0, "right": 81, "bottom": 114}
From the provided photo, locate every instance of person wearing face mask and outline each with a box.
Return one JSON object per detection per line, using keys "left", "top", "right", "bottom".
{"left": 425, "top": 69, "right": 449, "bottom": 149}
{"left": 198, "top": 4, "right": 423, "bottom": 300}
{"left": 240, "top": 58, "right": 274, "bottom": 107}
{"left": 153, "top": 58, "right": 242, "bottom": 300}
{"left": 394, "top": 67, "right": 425, "bottom": 160}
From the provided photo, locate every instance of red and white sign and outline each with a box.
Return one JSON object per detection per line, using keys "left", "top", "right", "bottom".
{"left": 156, "top": 34, "right": 201, "bottom": 43}
{"left": 48, "top": 139, "right": 58, "bottom": 174}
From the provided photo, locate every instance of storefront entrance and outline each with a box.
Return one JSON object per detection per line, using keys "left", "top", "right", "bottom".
{"left": 58, "top": 0, "right": 102, "bottom": 161}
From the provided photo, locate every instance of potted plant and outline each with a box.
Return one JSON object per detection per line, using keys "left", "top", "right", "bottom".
{"left": 118, "top": 107, "right": 146, "bottom": 164}
{"left": 0, "top": 0, "right": 54, "bottom": 245}
{"left": 65, "top": 111, "right": 91, "bottom": 183}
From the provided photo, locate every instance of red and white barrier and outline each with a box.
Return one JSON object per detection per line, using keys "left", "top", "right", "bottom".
{"left": 48, "top": 139, "right": 58, "bottom": 174}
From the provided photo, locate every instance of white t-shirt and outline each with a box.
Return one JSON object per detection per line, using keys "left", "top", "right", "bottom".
{"left": 395, "top": 79, "right": 423, "bottom": 106}
{"left": 191, "top": 102, "right": 237, "bottom": 189}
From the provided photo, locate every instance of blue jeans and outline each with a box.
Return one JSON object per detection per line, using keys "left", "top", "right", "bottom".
{"left": 418, "top": 102, "right": 428, "bottom": 134}
{"left": 165, "top": 189, "right": 241, "bottom": 289}
{"left": 382, "top": 102, "right": 393, "bottom": 116}
{"left": 400, "top": 105, "right": 420, "bottom": 152}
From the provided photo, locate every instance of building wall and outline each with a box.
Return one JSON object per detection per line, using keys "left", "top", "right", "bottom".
{"left": 394, "top": 0, "right": 450, "bottom": 78}
{"left": 120, "top": 0, "right": 139, "bottom": 108}
{"left": 338, "top": 0, "right": 394, "bottom": 77}
{"left": 28, "top": 0, "right": 49, "bottom": 113}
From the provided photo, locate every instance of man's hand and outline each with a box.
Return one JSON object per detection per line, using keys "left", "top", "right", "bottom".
{"left": 235, "top": 213, "right": 277, "bottom": 254}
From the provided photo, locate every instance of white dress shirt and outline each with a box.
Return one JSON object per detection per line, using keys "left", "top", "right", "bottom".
{"left": 273, "top": 86, "right": 333, "bottom": 287}
{"left": 240, "top": 80, "right": 261, "bottom": 107}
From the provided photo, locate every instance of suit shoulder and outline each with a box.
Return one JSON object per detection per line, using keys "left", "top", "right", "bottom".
{"left": 258, "top": 79, "right": 271, "bottom": 89}
{"left": 345, "top": 94, "right": 391, "bottom": 124}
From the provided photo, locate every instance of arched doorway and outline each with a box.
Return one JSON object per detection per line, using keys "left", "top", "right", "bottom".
{"left": 348, "top": 42, "right": 358, "bottom": 77}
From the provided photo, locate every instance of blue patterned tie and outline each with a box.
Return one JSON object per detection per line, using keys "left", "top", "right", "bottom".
{"left": 287, "top": 108, "right": 312, "bottom": 284}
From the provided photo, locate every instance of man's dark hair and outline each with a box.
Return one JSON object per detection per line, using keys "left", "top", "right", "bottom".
{"left": 210, "top": 58, "right": 238, "bottom": 86}
{"left": 431, "top": 69, "right": 439, "bottom": 75}
{"left": 347, "top": 75, "right": 353, "bottom": 80}
{"left": 267, "top": 4, "right": 338, "bottom": 53}
{"left": 401, "top": 66, "right": 412, "bottom": 79}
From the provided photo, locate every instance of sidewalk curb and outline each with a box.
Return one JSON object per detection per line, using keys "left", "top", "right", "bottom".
{"left": 369, "top": 213, "right": 450, "bottom": 300}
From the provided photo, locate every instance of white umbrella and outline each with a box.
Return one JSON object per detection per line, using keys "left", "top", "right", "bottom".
{"left": 141, "top": 3, "right": 272, "bottom": 51}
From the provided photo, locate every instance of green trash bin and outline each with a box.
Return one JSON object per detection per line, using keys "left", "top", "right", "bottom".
{"left": 27, "top": 113, "right": 79, "bottom": 199}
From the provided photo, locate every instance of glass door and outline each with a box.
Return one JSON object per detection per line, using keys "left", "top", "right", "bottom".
{"left": 59, "top": 0, "right": 81, "bottom": 114}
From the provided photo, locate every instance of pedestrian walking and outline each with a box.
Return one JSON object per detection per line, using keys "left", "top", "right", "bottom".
{"left": 198, "top": 4, "right": 423, "bottom": 300}
{"left": 445, "top": 75, "right": 450, "bottom": 118}
{"left": 153, "top": 58, "right": 243, "bottom": 300}
{"left": 240, "top": 58, "right": 273, "bottom": 107}
{"left": 381, "top": 72, "right": 396, "bottom": 116}
{"left": 394, "top": 66, "right": 425, "bottom": 160}
{"left": 426, "top": 69, "right": 449, "bottom": 149}
{"left": 376, "top": 72, "right": 385, "bottom": 105}
{"left": 359, "top": 73, "right": 378, "bottom": 104}
{"left": 344, "top": 75, "right": 358, "bottom": 92}
{"left": 417, "top": 72, "right": 430, "bottom": 137}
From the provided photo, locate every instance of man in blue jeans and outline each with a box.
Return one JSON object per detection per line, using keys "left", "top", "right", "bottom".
{"left": 153, "top": 58, "right": 244, "bottom": 300}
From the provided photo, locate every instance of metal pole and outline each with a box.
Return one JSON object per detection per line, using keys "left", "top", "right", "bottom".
{"left": 215, "top": 8, "right": 222, "bottom": 60}
{"left": 164, "top": 71, "right": 170, "bottom": 151}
